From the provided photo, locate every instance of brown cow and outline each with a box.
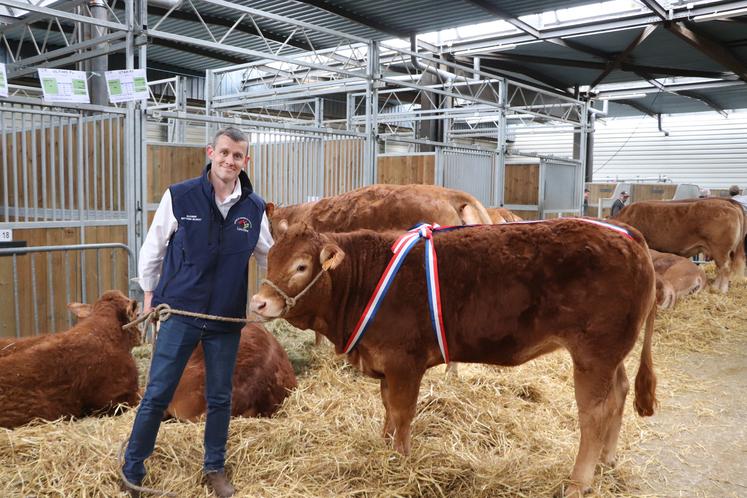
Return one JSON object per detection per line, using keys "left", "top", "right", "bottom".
{"left": 486, "top": 207, "right": 523, "bottom": 223}
{"left": 614, "top": 198, "right": 746, "bottom": 293}
{"left": 166, "top": 323, "right": 297, "bottom": 421}
{"left": 0, "top": 290, "right": 140, "bottom": 429}
{"left": 0, "top": 303, "right": 87, "bottom": 358}
{"left": 249, "top": 219, "right": 658, "bottom": 496}
{"left": 266, "top": 184, "right": 493, "bottom": 239}
{"left": 649, "top": 249, "right": 707, "bottom": 309}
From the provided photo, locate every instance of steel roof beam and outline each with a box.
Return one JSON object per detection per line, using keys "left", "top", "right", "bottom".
{"left": 464, "top": 57, "right": 571, "bottom": 95}
{"left": 146, "top": 5, "right": 313, "bottom": 52}
{"left": 151, "top": 38, "right": 248, "bottom": 65}
{"left": 463, "top": 0, "right": 540, "bottom": 38}
{"left": 290, "top": 0, "right": 411, "bottom": 39}
{"left": 665, "top": 21, "right": 747, "bottom": 82}
{"left": 639, "top": 0, "right": 668, "bottom": 20}
{"left": 677, "top": 90, "right": 728, "bottom": 116}
{"left": 475, "top": 52, "right": 725, "bottom": 79}
{"left": 589, "top": 25, "right": 657, "bottom": 90}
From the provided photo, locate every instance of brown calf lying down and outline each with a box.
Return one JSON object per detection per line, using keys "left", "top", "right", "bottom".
{"left": 486, "top": 207, "right": 523, "bottom": 223}
{"left": 0, "top": 291, "right": 140, "bottom": 429}
{"left": 650, "top": 249, "right": 707, "bottom": 309}
{"left": 250, "top": 219, "right": 658, "bottom": 496}
{"left": 614, "top": 198, "right": 745, "bottom": 293}
{"left": 268, "top": 183, "right": 493, "bottom": 352}
{"left": 166, "top": 323, "right": 297, "bottom": 421}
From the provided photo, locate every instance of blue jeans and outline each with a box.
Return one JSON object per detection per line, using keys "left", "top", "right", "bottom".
{"left": 122, "top": 316, "right": 241, "bottom": 484}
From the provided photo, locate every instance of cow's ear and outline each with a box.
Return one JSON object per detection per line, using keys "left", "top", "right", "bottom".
{"left": 68, "top": 302, "right": 92, "bottom": 318}
{"left": 320, "top": 244, "right": 345, "bottom": 271}
{"left": 277, "top": 219, "right": 289, "bottom": 236}
{"left": 266, "top": 202, "right": 275, "bottom": 218}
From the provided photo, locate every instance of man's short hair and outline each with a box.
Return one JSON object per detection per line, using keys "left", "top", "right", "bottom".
{"left": 584, "top": 188, "right": 590, "bottom": 193}
{"left": 728, "top": 185, "right": 741, "bottom": 196}
{"left": 212, "top": 127, "right": 248, "bottom": 152}
{"left": 621, "top": 191, "right": 629, "bottom": 197}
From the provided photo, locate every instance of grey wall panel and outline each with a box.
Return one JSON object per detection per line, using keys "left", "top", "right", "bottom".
{"left": 512, "top": 110, "right": 747, "bottom": 189}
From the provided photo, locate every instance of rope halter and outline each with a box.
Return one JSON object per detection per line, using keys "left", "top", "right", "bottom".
{"left": 261, "top": 265, "right": 328, "bottom": 317}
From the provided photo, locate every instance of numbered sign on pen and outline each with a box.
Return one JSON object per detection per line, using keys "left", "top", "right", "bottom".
{"left": 0, "top": 63, "right": 8, "bottom": 98}
{"left": 105, "top": 69, "right": 149, "bottom": 103}
{"left": 37, "top": 68, "right": 90, "bottom": 104}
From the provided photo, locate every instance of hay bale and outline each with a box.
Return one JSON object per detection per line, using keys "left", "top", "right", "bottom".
{"left": 1, "top": 266, "right": 746, "bottom": 497}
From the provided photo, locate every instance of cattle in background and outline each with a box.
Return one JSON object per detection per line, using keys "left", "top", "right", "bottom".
{"left": 166, "top": 323, "right": 296, "bottom": 421}
{"left": 614, "top": 198, "right": 746, "bottom": 293}
{"left": 650, "top": 249, "right": 707, "bottom": 309}
{"left": 486, "top": 207, "right": 523, "bottom": 223}
{"left": 250, "top": 219, "right": 658, "bottom": 496}
{"left": 0, "top": 291, "right": 141, "bottom": 429}
{"left": 266, "top": 184, "right": 493, "bottom": 239}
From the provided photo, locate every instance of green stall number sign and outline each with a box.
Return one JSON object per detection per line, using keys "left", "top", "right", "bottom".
{"left": 108, "top": 79, "right": 123, "bottom": 95}
{"left": 72, "top": 79, "right": 87, "bottom": 95}
{"left": 43, "top": 78, "right": 59, "bottom": 94}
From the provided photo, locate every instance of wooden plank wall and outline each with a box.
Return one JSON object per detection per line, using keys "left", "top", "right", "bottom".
{"left": 629, "top": 183, "right": 677, "bottom": 202}
{"left": 0, "top": 226, "right": 129, "bottom": 338}
{"left": 0, "top": 118, "right": 124, "bottom": 222}
{"left": 147, "top": 144, "right": 206, "bottom": 203}
{"left": 504, "top": 164, "right": 539, "bottom": 220}
{"left": 376, "top": 154, "right": 435, "bottom": 185}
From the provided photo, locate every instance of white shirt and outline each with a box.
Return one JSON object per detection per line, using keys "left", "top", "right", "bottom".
{"left": 138, "top": 180, "right": 274, "bottom": 292}
{"left": 732, "top": 194, "right": 747, "bottom": 213}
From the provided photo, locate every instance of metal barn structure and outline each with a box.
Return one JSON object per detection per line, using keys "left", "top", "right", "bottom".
{"left": 2, "top": 0, "right": 747, "bottom": 336}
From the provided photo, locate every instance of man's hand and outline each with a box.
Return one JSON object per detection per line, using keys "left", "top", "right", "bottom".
{"left": 143, "top": 291, "right": 154, "bottom": 316}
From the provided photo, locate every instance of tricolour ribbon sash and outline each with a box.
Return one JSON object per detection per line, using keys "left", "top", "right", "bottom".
{"left": 341, "top": 217, "right": 632, "bottom": 361}
{"left": 343, "top": 223, "right": 450, "bottom": 362}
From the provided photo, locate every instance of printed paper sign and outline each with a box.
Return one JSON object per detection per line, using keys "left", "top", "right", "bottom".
{"left": 0, "top": 63, "right": 8, "bottom": 98}
{"left": 37, "top": 68, "right": 90, "bottom": 103}
{"left": 0, "top": 229, "right": 12, "bottom": 242}
{"left": 105, "top": 69, "right": 149, "bottom": 103}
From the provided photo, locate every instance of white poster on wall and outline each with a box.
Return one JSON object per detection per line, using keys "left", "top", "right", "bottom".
{"left": 105, "top": 69, "right": 149, "bottom": 103}
{"left": 0, "top": 63, "right": 8, "bottom": 98}
{"left": 37, "top": 68, "right": 90, "bottom": 103}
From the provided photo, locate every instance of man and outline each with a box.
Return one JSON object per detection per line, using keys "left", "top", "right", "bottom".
{"left": 121, "top": 127, "right": 273, "bottom": 497}
{"left": 610, "top": 190, "right": 629, "bottom": 218}
{"left": 729, "top": 184, "right": 747, "bottom": 212}
{"left": 583, "top": 188, "right": 590, "bottom": 216}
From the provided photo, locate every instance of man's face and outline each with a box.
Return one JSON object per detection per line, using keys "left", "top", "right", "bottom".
{"left": 206, "top": 135, "right": 249, "bottom": 185}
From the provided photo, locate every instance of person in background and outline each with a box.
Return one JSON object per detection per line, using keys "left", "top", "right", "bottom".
{"left": 121, "top": 127, "right": 273, "bottom": 498}
{"left": 583, "top": 188, "right": 590, "bottom": 216}
{"left": 610, "top": 190, "right": 630, "bottom": 218}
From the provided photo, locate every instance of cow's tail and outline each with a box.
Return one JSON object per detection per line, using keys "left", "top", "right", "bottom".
{"left": 732, "top": 208, "right": 747, "bottom": 280}
{"left": 634, "top": 301, "right": 658, "bottom": 417}
{"left": 458, "top": 199, "right": 493, "bottom": 225}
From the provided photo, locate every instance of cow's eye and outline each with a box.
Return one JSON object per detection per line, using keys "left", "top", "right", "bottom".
{"left": 297, "top": 264, "right": 307, "bottom": 272}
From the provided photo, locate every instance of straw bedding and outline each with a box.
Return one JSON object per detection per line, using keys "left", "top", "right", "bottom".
{"left": 1, "top": 265, "right": 745, "bottom": 497}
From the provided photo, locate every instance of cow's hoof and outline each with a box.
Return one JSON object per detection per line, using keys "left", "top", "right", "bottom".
{"left": 599, "top": 454, "right": 617, "bottom": 469}
{"left": 554, "top": 483, "right": 592, "bottom": 498}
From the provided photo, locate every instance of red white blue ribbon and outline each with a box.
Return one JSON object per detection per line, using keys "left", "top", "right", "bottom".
{"left": 344, "top": 223, "right": 450, "bottom": 363}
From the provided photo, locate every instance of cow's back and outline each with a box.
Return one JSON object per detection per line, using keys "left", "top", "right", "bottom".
{"left": 274, "top": 184, "right": 490, "bottom": 233}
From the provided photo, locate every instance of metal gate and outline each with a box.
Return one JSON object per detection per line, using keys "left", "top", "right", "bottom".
{"left": 436, "top": 146, "right": 499, "bottom": 207}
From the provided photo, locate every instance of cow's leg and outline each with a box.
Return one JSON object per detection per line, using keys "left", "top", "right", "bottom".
{"left": 600, "top": 363, "right": 629, "bottom": 468}
{"left": 380, "top": 378, "right": 394, "bottom": 439}
{"left": 566, "top": 362, "right": 616, "bottom": 496}
{"left": 382, "top": 367, "right": 425, "bottom": 455}
{"left": 445, "top": 362, "right": 459, "bottom": 377}
{"left": 712, "top": 255, "right": 731, "bottom": 293}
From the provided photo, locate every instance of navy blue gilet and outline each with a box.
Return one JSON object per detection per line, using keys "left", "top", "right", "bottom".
{"left": 152, "top": 164, "right": 265, "bottom": 332}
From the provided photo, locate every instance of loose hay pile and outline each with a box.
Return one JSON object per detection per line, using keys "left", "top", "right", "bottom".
{"left": 2, "top": 265, "right": 746, "bottom": 497}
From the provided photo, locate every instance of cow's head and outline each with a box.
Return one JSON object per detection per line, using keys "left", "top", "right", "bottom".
{"left": 69, "top": 290, "right": 138, "bottom": 322}
{"left": 250, "top": 222, "right": 344, "bottom": 324}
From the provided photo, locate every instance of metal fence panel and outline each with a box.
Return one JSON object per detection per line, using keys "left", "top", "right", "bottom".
{"left": 437, "top": 146, "right": 496, "bottom": 207}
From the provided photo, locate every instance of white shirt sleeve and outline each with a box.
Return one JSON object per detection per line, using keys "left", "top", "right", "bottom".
{"left": 138, "top": 189, "right": 178, "bottom": 292}
{"left": 253, "top": 212, "right": 274, "bottom": 272}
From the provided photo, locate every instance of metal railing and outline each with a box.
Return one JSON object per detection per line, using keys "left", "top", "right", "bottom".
{"left": 0, "top": 243, "right": 135, "bottom": 338}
